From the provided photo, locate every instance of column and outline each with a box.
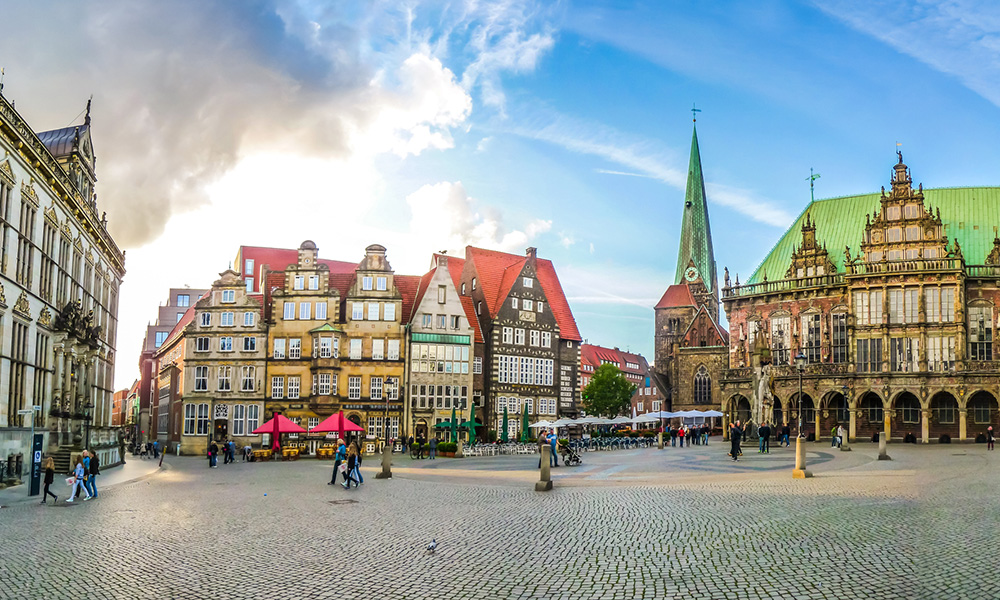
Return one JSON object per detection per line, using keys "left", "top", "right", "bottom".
{"left": 66, "top": 351, "right": 78, "bottom": 413}
{"left": 52, "top": 345, "right": 64, "bottom": 405}
{"left": 959, "top": 408, "right": 968, "bottom": 442}
{"left": 849, "top": 408, "right": 857, "bottom": 442}
{"left": 814, "top": 409, "right": 821, "bottom": 442}
{"left": 921, "top": 409, "right": 930, "bottom": 444}
{"left": 884, "top": 409, "right": 892, "bottom": 441}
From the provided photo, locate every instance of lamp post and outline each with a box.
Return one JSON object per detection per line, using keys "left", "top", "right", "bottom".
{"left": 793, "top": 352, "right": 811, "bottom": 478}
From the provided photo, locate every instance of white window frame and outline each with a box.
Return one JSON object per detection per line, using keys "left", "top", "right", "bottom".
{"left": 349, "top": 376, "right": 361, "bottom": 400}
{"left": 221, "top": 289, "right": 235, "bottom": 303}
{"left": 218, "top": 366, "right": 232, "bottom": 392}
{"left": 388, "top": 339, "right": 400, "bottom": 360}
{"left": 367, "top": 302, "right": 380, "bottom": 321}
{"left": 372, "top": 339, "right": 384, "bottom": 360}
{"left": 220, "top": 312, "right": 234, "bottom": 327}
{"left": 284, "top": 302, "right": 295, "bottom": 320}
{"left": 272, "top": 376, "right": 284, "bottom": 399}
{"left": 316, "top": 302, "right": 327, "bottom": 320}
{"left": 289, "top": 338, "right": 301, "bottom": 359}
{"left": 243, "top": 311, "right": 255, "bottom": 326}
{"left": 377, "top": 276, "right": 387, "bottom": 291}
{"left": 384, "top": 303, "right": 396, "bottom": 321}
{"left": 243, "top": 336, "right": 256, "bottom": 352}
{"left": 274, "top": 339, "right": 286, "bottom": 359}
{"left": 241, "top": 366, "right": 255, "bottom": 392}
{"left": 350, "top": 338, "right": 362, "bottom": 360}
{"left": 299, "top": 302, "right": 311, "bottom": 320}
{"left": 194, "top": 366, "right": 208, "bottom": 391}
{"left": 196, "top": 337, "right": 209, "bottom": 352}
{"left": 352, "top": 302, "right": 364, "bottom": 320}
{"left": 287, "top": 376, "right": 300, "bottom": 399}
{"left": 371, "top": 376, "right": 383, "bottom": 400}
{"left": 200, "top": 312, "right": 211, "bottom": 327}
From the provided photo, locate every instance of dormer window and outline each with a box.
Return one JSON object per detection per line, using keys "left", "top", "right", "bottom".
{"left": 887, "top": 228, "right": 902, "bottom": 242}
{"left": 377, "top": 276, "right": 387, "bottom": 291}
{"left": 362, "top": 276, "right": 373, "bottom": 291}
{"left": 221, "top": 290, "right": 235, "bottom": 303}
{"left": 472, "top": 277, "right": 477, "bottom": 291}
{"left": 294, "top": 276, "right": 304, "bottom": 290}
{"left": 905, "top": 225, "right": 920, "bottom": 241}
{"left": 904, "top": 204, "right": 919, "bottom": 219}
{"left": 523, "top": 277, "right": 533, "bottom": 288}
{"left": 887, "top": 206, "right": 901, "bottom": 220}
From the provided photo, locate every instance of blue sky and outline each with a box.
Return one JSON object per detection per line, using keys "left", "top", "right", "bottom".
{"left": 2, "top": 0, "right": 1000, "bottom": 387}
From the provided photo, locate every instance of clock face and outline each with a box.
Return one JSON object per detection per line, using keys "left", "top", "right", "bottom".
{"left": 684, "top": 266, "right": 699, "bottom": 282}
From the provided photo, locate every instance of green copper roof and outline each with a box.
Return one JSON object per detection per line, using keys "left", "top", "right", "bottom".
{"left": 747, "top": 186, "right": 1000, "bottom": 284}
{"left": 674, "top": 124, "right": 717, "bottom": 291}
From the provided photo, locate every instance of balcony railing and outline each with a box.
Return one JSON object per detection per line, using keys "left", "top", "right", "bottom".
{"left": 966, "top": 265, "right": 1000, "bottom": 279}
{"left": 846, "top": 257, "right": 963, "bottom": 276}
{"left": 723, "top": 273, "right": 845, "bottom": 299}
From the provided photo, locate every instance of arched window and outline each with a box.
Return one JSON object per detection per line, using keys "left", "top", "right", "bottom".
{"left": 694, "top": 366, "right": 711, "bottom": 405}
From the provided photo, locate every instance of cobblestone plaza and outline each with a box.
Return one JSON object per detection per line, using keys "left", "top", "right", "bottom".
{"left": 1, "top": 442, "right": 997, "bottom": 600}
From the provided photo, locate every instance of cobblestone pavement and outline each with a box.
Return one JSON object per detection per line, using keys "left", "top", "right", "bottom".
{"left": 1, "top": 441, "right": 998, "bottom": 600}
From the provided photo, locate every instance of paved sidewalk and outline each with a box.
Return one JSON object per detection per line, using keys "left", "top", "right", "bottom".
{"left": 0, "top": 456, "right": 165, "bottom": 507}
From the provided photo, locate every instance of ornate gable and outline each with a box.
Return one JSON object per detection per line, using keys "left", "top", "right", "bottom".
{"left": 21, "top": 179, "right": 39, "bottom": 208}
{"left": 0, "top": 157, "right": 14, "bottom": 186}
{"left": 784, "top": 212, "right": 836, "bottom": 278}
{"left": 857, "top": 153, "right": 949, "bottom": 263}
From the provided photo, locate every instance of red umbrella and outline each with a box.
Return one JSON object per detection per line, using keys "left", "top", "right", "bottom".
{"left": 252, "top": 414, "right": 307, "bottom": 451}
{"left": 310, "top": 410, "right": 365, "bottom": 434}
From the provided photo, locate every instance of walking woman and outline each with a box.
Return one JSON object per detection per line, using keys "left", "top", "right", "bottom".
{"left": 329, "top": 439, "right": 347, "bottom": 485}
{"left": 988, "top": 426, "right": 995, "bottom": 451}
{"left": 729, "top": 421, "right": 743, "bottom": 462}
{"left": 41, "top": 457, "right": 57, "bottom": 504}
{"left": 342, "top": 443, "right": 360, "bottom": 489}
{"left": 67, "top": 456, "right": 92, "bottom": 502}
{"left": 353, "top": 443, "right": 364, "bottom": 485}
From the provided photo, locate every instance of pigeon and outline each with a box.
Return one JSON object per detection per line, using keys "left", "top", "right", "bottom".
{"left": 426, "top": 539, "right": 437, "bottom": 554}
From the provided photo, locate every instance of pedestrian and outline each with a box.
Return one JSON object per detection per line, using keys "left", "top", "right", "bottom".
{"left": 831, "top": 425, "right": 839, "bottom": 448}
{"left": 678, "top": 425, "right": 685, "bottom": 447}
{"left": 76, "top": 450, "right": 91, "bottom": 499}
{"left": 429, "top": 436, "right": 438, "bottom": 460}
{"left": 550, "top": 430, "right": 559, "bottom": 467}
{"left": 729, "top": 421, "right": 743, "bottom": 462}
{"left": 837, "top": 424, "right": 846, "bottom": 449}
{"left": 87, "top": 450, "right": 101, "bottom": 498}
{"left": 354, "top": 443, "right": 364, "bottom": 485}
{"left": 342, "top": 444, "right": 360, "bottom": 489}
{"left": 152, "top": 440, "right": 160, "bottom": 458}
{"left": 243, "top": 443, "right": 252, "bottom": 462}
{"left": 760, "top": 422, "right": 771, "bottom": 453}
{"left": 670, "top": 426, "right": 677, "bottom": 447}
{"left": 41, "top": 457, "right": 57, "bottom": 504}
{"left": 416, "top": 434, "right": 426, "bottom": 459}
{"left": 329, "top": 439, "right": 347, "bottom": 485}
{"left": 67, "top": 456, "right": 92, "bottom": 502}
{"left": 139, "top": 442, "right": 148, "bottom": 459}
{"left": 210, "top": 441, "right": 219, "bottom": 468}
{"left": 988, "top": 426, "right": 995, "bottom": 451}
{"left": 702, "top": 425, "right": 710, "bottom": 445}
{"left": 407, "top": 435, "right": 415, "bottom": 452}
{"left": 781, "top": 422, "right": 791, "bottom": 447}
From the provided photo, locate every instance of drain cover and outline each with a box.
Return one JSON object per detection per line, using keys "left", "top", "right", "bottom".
{"left": 327, "top": 499, "right": 358, "bottom": 505}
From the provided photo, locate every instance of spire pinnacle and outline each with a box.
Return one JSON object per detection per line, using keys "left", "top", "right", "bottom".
{"left": 674, "top": 120, "right": 717, "bottom": 293}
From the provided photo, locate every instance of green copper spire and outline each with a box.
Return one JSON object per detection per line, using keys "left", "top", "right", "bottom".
{"left": 674, "top": 123, "right": 717, "bottom": 291}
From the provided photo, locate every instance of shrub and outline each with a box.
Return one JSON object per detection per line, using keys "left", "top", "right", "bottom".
{"left": 939, "top": 434, "right": 951, "bottom": 444}
{"left": 437, "top": 442, "right": 457, "bottom": 453}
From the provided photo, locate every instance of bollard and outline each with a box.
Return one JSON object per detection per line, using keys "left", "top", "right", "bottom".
{"left": 455, "top": 439, "right": 464, "bottom": 458}
{"left": 877, "top": 432, "right": 891, "bottom": 460}
{"left": 658, "top": 432, "right": 664, "bottom": 450}
{"left": 535, "top": 445, "right": 552, "bottom": 491}
{"left": 376, "top": 442, "right": 393, "bottom": 479}
{"left": 792, "top": 436, "right": 813, "bottom": 479}
{"left": 840, "top": 436, "right": 851, "bottom": 452}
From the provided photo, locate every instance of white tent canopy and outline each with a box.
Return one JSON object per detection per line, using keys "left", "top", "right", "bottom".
{"left": 529, "top": 420, "right": 553, "bottom": 429}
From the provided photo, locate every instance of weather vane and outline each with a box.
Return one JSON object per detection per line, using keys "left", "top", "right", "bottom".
{"left": 691, "top": 103, "right": 701, "bottom": 123}
{"left": 806, "top": 168, "right": 821, "bottom": 203}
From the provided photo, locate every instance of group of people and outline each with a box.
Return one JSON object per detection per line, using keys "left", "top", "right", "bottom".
{"left": 41, "top": 449, "right": 100, "bottom": 504}
{"left": 132, "top": 440, "right": 160, "bottom": 459}
{"left": 663, "top": 424, "right": 711, "bottom": 447}
{"left": 327, "top": 438, "right": 364, "bottom": 489}
{"left": 206, "top": 439, "right": 244, "bottom": 467}
{"left": 727, "top": 421, "right": 795, "bottom": 461}
{"left": 536, "top": 430, "right": 559, "bottom": 467}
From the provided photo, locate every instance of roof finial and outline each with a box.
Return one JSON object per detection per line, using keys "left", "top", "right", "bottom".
{"left": 691, "top": 103, "right": 701, "bottom": 123}
{"left": 896, "top": 141, "right": 902, "bottom": 164}
{"left": 84, "top": 95, "right": 93, "bottom": 126}
{"left": 806, "top": 168, "right": 821, "bottom": 203}
{"left": 0, "top": 67, "right": 4, "bottom": 94}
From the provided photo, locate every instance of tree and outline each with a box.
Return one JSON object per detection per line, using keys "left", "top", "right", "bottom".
{"left": 582, "top": 363, "right": 636, "bottom": 417}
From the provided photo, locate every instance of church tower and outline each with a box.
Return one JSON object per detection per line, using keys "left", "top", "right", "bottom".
{"left": 673, "top": 122, "right": 719, "bottom": 321}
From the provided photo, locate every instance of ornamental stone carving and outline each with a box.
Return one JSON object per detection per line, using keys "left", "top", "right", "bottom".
{"left": 38, "top": 307, "right": 52, "bottom": 328}
{"left": 13, "top": 290, "right": 30, "bottom": 317}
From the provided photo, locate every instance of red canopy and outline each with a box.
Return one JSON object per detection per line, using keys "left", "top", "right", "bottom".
{"left": 252, "top": 414, "right": 307, "bottom": 435}
{"left": 309, "top": 411, "right": 365, "bottom": 434}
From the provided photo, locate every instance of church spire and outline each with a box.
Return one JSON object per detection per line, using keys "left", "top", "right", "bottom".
{"left": 674, "top": 122, "right": 717, "bottom": 293}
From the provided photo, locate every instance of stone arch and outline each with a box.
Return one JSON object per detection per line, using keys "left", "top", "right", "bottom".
{"left": 856, "top": 391, "right": 885, "bottom": 440}
{"left": 693, "top": 364, "right": 712, "bottom": 405}
{"left": 820, "top": 389, "right": 849, "bottom": 440}
{"left": 771, "top": 395, "right": 785, "bottom": 429}
{"left": 929, "top": 391, "right": 959, "bottom": 441}
{"left": 967, "top": 390, "right": 1000, "bottom": 435}
{"left": 891, "top": 391, "right": 922, "bottom": 440}
{"left": 788, "top": 392, "right": 816, "bottom": 438}
{"left": 726, "top": 394, "right": 751, "bottom": 425}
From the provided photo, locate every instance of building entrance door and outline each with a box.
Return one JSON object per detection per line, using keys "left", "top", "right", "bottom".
{"left": 214, "top": 419, "right": 228, "bottom": 441}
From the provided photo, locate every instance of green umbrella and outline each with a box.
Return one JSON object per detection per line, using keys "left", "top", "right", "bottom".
{"left": 501, "top": 406, "right": 509, "bottom": 443}
{"left": 450, "top": 406, "right": 458, "bottom": 443}
{"left": 520, "top": 402, "right": 530, "bottom": 442}
{"left": 434, "top": 421, "right": 456, "bottom": 428}
{"left": 466, "top": 403, "right": 477, "bottom": 446}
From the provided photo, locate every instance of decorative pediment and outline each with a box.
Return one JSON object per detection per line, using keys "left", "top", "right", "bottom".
{"left": 13, "top": 291, "right": 30, "bottom": 318}
{"left": 785, "top": 212, "right": 836, "bottom": 279}
{"left": 44, "top": 203, "right": 59, "bottom": 225}
{"left": 74, "top": 235, "right": 84, "bottom": 252}
{"left": 0, "top": 158, "right": 14, "bottom": 186}
{"left": 0, "top": 283, "right": 6, "bottom": 307}
{"left": 38, "top": 307, "right": 53, "bottom": 328}
{"left": 85, "top": 249, "right": 95, "bottom": 264}
{"left": 21, "top": 179, "right": 39, "bottom": 208}
{"left": 987, "top": 236, "right": 1000, "bottom": 265}
{"left": 62, "top": 223, "right": 73, "bottom": 237}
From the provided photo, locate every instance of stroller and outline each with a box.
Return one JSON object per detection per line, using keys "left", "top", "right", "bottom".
{"left": 558, "top": 440, "right": 582, "bottom": 466}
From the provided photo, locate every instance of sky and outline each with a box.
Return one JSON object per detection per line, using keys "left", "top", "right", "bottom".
{"left": 2, "top": 0, "right": 1000, "bottom": 389}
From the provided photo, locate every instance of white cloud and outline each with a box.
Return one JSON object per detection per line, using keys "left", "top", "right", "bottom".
{"left": 476, "top": 136, "right": 493, "bottom": 152}
{"left": 589, "top": 242, "right": 595, "bottom": 254}
{"left": 559, "top": 233, "right": 575, "bottom": 248}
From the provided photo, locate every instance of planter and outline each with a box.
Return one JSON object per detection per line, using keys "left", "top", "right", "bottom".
{"left": 439, "top": 451, "right": 455, "bottom": 458}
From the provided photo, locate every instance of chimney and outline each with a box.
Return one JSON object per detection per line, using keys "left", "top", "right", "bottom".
{"left": 526, "top": 247, "right": 537, "bottom": 259}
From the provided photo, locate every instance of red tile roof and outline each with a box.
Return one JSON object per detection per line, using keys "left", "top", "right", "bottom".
{"left": 409, "top": 268, "right": 437, "bottom": 324}
{"left": 465, "top": 246, "right": 581, "bottom": 341}
{"left": 394, "top": 275, "right": 422, "bottom": 326}
{"left": 654, "top": 284, "right": 697, "bottom": 309}
{"left": 238, "top": 245, "right": 357, "bottom": 291}
{"left": 443, "top": 255, "right": 485, "bottom": 344}
{"left": 581, "top": 344, "right": 649, "bottom": 377}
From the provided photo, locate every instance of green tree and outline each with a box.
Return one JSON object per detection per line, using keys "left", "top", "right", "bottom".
{"left": 582, "top": 363, "right": 636, "bottom": 417}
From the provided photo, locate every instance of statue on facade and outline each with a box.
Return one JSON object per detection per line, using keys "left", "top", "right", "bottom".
{"left": 752, "top": 363, "right": 776, "bottom": 428}
{"left": 724, "top": 267, "right": 731, "bottom": 288}
{"left": 54, "top": 300, "right": 81, "bottom": 334}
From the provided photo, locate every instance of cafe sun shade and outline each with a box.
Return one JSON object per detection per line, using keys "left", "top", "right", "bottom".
{"left": 309, "top": 410, "right": 365, "bottom": 434}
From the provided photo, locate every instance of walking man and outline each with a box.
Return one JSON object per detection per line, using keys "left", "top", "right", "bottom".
{"left": 761, "top": 422, "right": 771, "bottom": 453}
{"left": 730, "top": 421, "right": 742, "bottom": 462}
{"left": 781, "top": 422, "right": 791, "bottom": 447}
{"left": 550, "top": 430, "right": 559, "bottom": 467}
{"left": 86, "top": 450, "right": 101, "bottom": 498}
{"left": 429, "top": 436, "right": 438, "bottom": 460}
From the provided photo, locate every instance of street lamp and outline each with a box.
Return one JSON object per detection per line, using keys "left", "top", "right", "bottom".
{"left": 792, "top": 352, "right": 811, "bottom": 478}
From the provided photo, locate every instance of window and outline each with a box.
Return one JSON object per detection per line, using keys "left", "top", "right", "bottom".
{"left": 218, "top": 366, "right": 232, "bottom": 391}
{"left": 352, "top": 303, "right": 364, "bottom": 320}
{"left": 886, "top": 206, "right": 901, "bottom": 220}
{"left": 155, "top": 331, "right": 168, "bottom": 347}
{"left": 316, "top": 302, "right": 327, "bottom": 320}
{"left": 14, "top": 199, "right": 35, "bottom": 288}
{"left": 368, "top": 303, "right": 380, "bottom": 321}
{"left": 522, "top": 300, "right": 534, "bottom": 313}
{"left": 288, "top": 376, "right": 300, "bottom": 399}
{"left": 887, "top": 250, "right": 903, "bottom": 261}
{"left": 523, "top": 277, "right": 533, "bottom": 288}
{"left": 273, "top": 339, "right": 286, "bottom": 359}
{"left": 197, "top": 403, "right": 210, "bottom": 435}
{"left": 384, "top": 303, "right": 396, "bottom": 321}
{"left": 222, "top": 289, "right": 235, "bottom": 303}
{"left": 802, "top": 314, "right": 821, "bottom": 363}
{"left": 319, "top": 337, "right": 333, "bottom": 358}
{"left": 888, "top": 289, "right": 903, "bottom": 324}
{"left": 308, "top": 275, "right": 319, "bottom": 290}
{"left": 477, "top": 301, "right": 481, "bottom": 315}
{"left": 350, "top": 339, "right": 362, "bottom": 359}
{"left": 232, "top": 405, "right": 246, "bottom": 436}
{"left": 437, "top": 314, "right": 446, "bottom": 329}
{"left": 969, "top": 305, "right": 993, "bottom": 361}
{"left": 176, "top": 313, "right": 184, "bottom": 323}
{"left": 422, "top": 314, "right": 432, "bottom": 327}
{"left": 832, "top": 314, "right": 848, "bottom": 364}
{"left": 515, "top": 328, "right": 525, "bottom": 345}
{"left": 349, "top": 376, "right": 361, "bottom": 400}
{"left": 855, "top": 290, "right": 883, "bottom": 326}
{"left": 245, "top": 278, "right": 254, "bottom": 292}
{"left": 272, "top": 376, "right": 284, "bottom": 399}
{"left": 373, "top": 339, "right": 384, "bottom": 360}
{"left": 377, "top": 276, "right": 387, "bottom": 291}
{"left": 887, "top": 227, "right": 901, "bottom": 242}
{"left": 241, "top": 366, "right": 255, "bottom": 391}
{"left": 177, "top": 294, "right": 190, "bottom": 307}
{"left": 905, "top": 289, "right": 919, "bottom": 323}
{"left": 502, "top": 327, "right": 513, "bottom": 344}
{"left": 450, "top": 315, "right": 460, "bottom": 329}
{"left": 472, "top": 277, "right": 477, "bottom": 290}
{"left": 935, "top": 402, "right": 955, "bottom": 424}
{"left": 194, "top": 366, "right": 208, "bottom": 391}
{"left": 770, "top": 316, "right": 790, "bottom": 366}
{"left": 196, "top": 337, "right": 210, "bottom": 352}
{"left": 511, "top": 297, "right": 519, "bottom": 310}
{"left": 308, "top": 417, "right": 319, "bottom": 431}
{"left": 245, "top": 258, "right": 254, "bottom": 275}
{"left": 370, "top": 376, "right": 383, "bottom": 400}
{"left": 318, "top": 374, "right": 332, "bottom": 395}
{"left": 926, "top": 287, "right": 955, "bottom": 323}
{"left": 200, "top": 312, "right": 211, "bottom": 327}
{"left": 905, "top": 225, "right": 920, "bottom": 241}
{"left": 856, "top": 338, "right": 883, "bottom": 373}
{"left": 530, "top": 330, "right": 540, "bottom": 346}
{"left": 243, "top": 312, "right": 255, "bottom": 326}
{"left": 972, "top": 399, "right": 993, "bottom": 424}
{"left": 537, "top": 301, "right": 544, "bottom": 313}
{"left": 694, "top": 366, "right": 711, "bottom": 404}
{"left": 388, "top": 339, "right": 400, "bottom": 360}
{"left": 247, "top": 405, "right": 260, "bottom": 433}
{"left": 184, "top": 403, "right": 197, "bottom": 435}
{"left": 220, "top": 312, "right": 234, "bottom": 327}
{"left": 541, "top": 332, "right": 551, "bottom": 347}
{"left": 438, "top": 285, "right": 447, "bottom": 303}
{"left": 299, "top": 302, "right": 311, "bottom": 320}
{"left": 289, "top": 338, "right": 301, "bottom": 359}
{"left": 890, "top": 337, "right": 918, "bottom": 372}
{"left": 243, "top": 336, "right": 256, "bottom": 352}
{"left": 362, "top": 276, "right": 373, "bottom": 290}
{"left": 927, "top": 337, "right": 956, "bottom": 372}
